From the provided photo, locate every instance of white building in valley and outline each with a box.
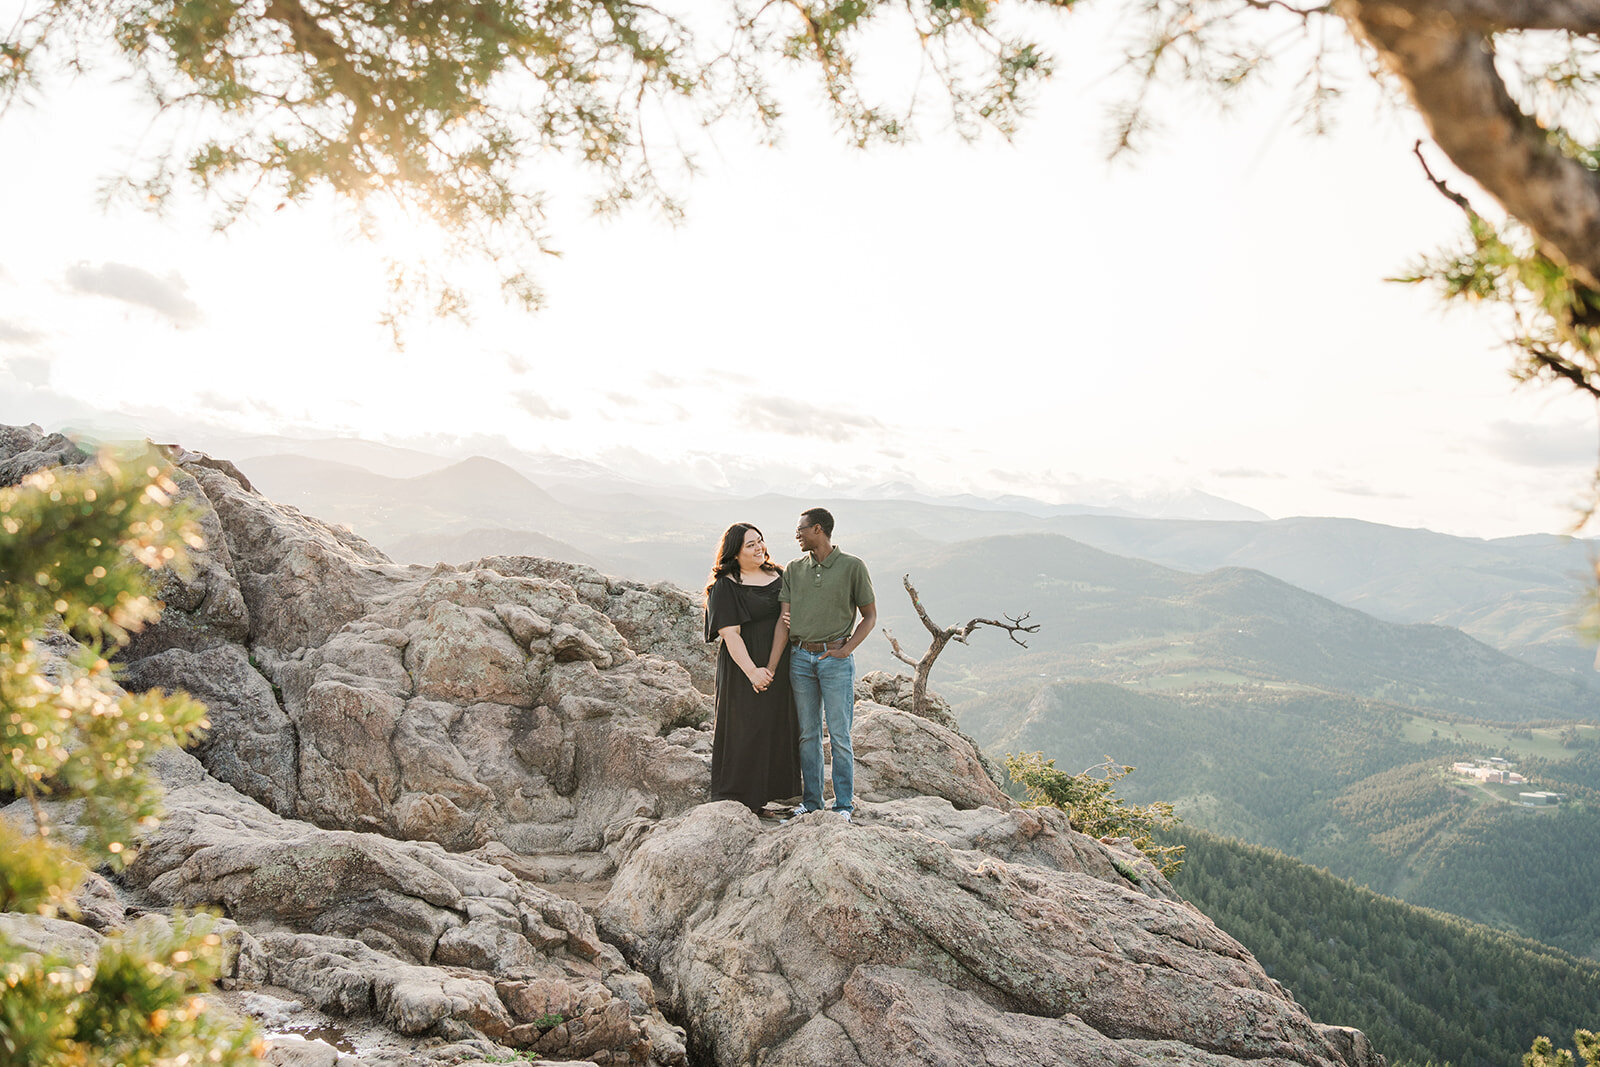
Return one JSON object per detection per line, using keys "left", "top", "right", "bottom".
{"left": 1451, "top": 759, "right": 1528, "bottom": 785}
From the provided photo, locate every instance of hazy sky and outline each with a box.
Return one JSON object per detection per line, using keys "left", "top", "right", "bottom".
{"left": 1, "top": 3, "right": 1597, "bottom": 538}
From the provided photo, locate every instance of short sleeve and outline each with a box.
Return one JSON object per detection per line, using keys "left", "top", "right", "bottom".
{"left": 778, "top": 564, "right": 792, "bottom": 604}
{"left": 704, "top": 577, "right": 752, "bottom": 641}
{"left": 853, "top": 559, "right": 875, "bottom": 608}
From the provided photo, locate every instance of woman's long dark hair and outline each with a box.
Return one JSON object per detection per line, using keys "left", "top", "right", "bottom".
{"left": 705, "top": 522, "right": 780, "bottom": 596}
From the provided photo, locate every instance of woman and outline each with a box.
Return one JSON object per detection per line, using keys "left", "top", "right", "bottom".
{"left": 703, "top": 522, "right": 801, "bottom": 814}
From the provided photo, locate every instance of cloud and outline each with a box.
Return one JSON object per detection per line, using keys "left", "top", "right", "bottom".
{"left": 984, "top": 466, "right": 1031, "bottom": 486}
{"left": 688, "top": 455, "right": 730, "bottom": 488}
{"left": 511, "top": 391, "right": 571, "bottom": 420}
{"left": 646, "top": 372, "right": 685, "bottom": 390}
{"left": 604, "top": 392, "right": 641, "bottom": 408}
{"left": 736, "top": 396, "right": 882, "bottom": 440}
{"left": 0, "top": 320, "right": 44, "bottom": 346}
{"left": 193, "top": 391, "right": 292, "bottom": 420}
{"left": 1212, "top": 467, "right": 1287, "bottom": 480}
{"left": 64, "top": 261, "right": 201, "bottom": 326}
{"left": 1318, "top": 475, "right": 1408, "bottom": 499}
{"left": 3, "top": 356, "right": 52, "bottom": 386}
{"left": 1484, "top": 418, "right": 1596, "bottom": 469}
{"left": 504, "top": 352, "right": 532, "bottom": 375}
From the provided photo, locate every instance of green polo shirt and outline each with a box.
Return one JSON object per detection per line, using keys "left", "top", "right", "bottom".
{"left": 779, "top": 548, "right": 874, "bottom": 643}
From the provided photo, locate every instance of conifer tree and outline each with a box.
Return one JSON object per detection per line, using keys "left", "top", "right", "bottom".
{"left": 0, "top": 453, "right": 263, "bottom": 1066}
{"left": 3, "top": 0, "right": 1599, "bottom": 411}
{"left": 1526, "top": 1030, "right": 1600, "bottom": 1067}
{"left": 1004, "top": 751, "right": 1184, "bottom": 875}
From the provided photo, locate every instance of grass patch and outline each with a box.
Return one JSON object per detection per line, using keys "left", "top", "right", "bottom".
{"left": 1403, "top": 716, "right": 1600, "bottom": 761}
{"left": 1139, "top": 669, "right": 1256, "bottom": 690}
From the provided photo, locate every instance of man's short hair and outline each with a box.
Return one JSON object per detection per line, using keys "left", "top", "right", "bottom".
{"left": 801, "top": 507, "right": 835, "bottom": 537}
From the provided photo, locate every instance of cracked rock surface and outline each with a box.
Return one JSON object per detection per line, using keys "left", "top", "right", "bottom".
{"left": 598, "top": 802, "right": 1381, "bottom": 1067}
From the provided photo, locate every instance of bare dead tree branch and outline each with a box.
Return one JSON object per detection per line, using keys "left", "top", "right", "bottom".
{"left": 881, "top": 574, "right": 1039, "bottom": 718}
{"left": 1412, "top": 139, "right": 1475, "bottom": 215}
{"left": 884, "top": 628, "right": 921, "bottom": 669}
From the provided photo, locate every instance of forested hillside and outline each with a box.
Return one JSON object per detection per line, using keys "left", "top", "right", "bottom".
{"left": 1168, "top": 825, "right": 1600, "bottom": 1067}
{"left": 979, "top": 679, "right": 1600, "bottom": 958}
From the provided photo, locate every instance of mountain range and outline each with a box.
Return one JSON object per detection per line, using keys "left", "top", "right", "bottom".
{"left": 224, "top": 438, "right": 1600, "bottom": 690}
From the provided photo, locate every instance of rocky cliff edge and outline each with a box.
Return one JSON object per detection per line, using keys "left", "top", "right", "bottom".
{"left": 0, "top": 425, "right": 1383, "bottom": 1067}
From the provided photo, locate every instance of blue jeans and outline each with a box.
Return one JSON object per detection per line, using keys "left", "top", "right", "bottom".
{"left": 790, "top": 647, "right": 855, "bottom": 812}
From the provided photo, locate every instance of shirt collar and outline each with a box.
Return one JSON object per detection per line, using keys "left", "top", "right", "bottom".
{"left": 807, "top": 548, "right": 841, "bottom": 569}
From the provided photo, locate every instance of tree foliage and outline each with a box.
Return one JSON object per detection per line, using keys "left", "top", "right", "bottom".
{"left": 1, "top": 457, "right": 209, "bottom": 861}
{"left": 1526, "top": 1030, "right": 1600, "bottom": 1067}
{"left": 10, "top": 0, "right": 1600, "bottom": 452}
{"left": 0, "top": 454, "right": 261, "bottom": 1066}
{"left": 0, "top": 0, "right": 1068, "bottom": 330}
{"left": 1003, "top": 750, "right": 1184, "bottom": 875}
{"left": 1167, "top": 823, "right": 1600, "bottom": 1067}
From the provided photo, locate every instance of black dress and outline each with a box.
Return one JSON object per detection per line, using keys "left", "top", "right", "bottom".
{"left": 705, "top": 575, "right": 802, "bottom": 811}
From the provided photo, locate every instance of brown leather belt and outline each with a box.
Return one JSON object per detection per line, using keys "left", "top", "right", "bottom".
{"left": 792, "top": 638, "right": 847, "bottom": 653}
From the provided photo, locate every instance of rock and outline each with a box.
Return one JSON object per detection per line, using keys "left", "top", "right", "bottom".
{"left": 851, "top": 702, "right": 1012, "bottom": 810}
{"left": 241, "top": 991, "right": 308, "bottom": 1029}
{"left": 862, "top": 795, "right": 1179, "bottom": 899}
{"left": 768, "top": 965, "right": 1348, "bottom": 1067}
{"left": 496, "top": 603, "right": 554, "bottom": 646}
{"left": 119, "top": 644, "right": 297, "bottom": 815}
{"left": 0, "top": 424, "right": 91, "bottom": 486}
{"left": 376, "top": 961, "right": 514, "bottom": 1037}
{"left": 71, "top": 871, "right": 128, "bottom": 932}
{"left": 264, "top": 1039, "right": 341, "bottom": 1067}
{"left": 0, "top": 913, "right": 104, "bottom": 965}
{"left": 241, "top": 552, "right": 714, "bottom": 855}
{"left": 121, "top": 463, "right": 253, "bottom": 660}
{"left": 855, "top": 671, "right": 1008, "bottom": 791}
{"left": 855, "top": 670, "right": 958, "bottom": 729}
{"left": 181, "top": 462, "right": 410, "bottom": 653}
{"left": 470, "top": 557, "right": 713, "bottom": 693}
{"left": 598, "top": 803, "right": 1380, "bottom": 1067}
{"left": 115, "top": 769, "right": 687, "bottom": 1064}
{"left": 7, "top": 429, "right": 716, "bottom": 866}
{"left": 408, "top": 600, "right": 543, "bottom": 705}
{"left": 166, "top": 444, "right": 256, "bottom": 493}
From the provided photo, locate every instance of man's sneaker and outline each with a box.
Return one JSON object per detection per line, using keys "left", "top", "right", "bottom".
{"left": 780, "top": 806, "right": 810, "bottom": 826}
{"left": 838, "top": 810, "right": 852, "bottom": 824}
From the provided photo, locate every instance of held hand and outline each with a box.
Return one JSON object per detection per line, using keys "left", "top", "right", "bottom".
{"left": 747, "top": 666, "right": 774, "bottom": 691}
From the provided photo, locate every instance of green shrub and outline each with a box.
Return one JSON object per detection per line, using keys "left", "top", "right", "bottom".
{"left": 1, "top": 452, "right": 263, "bottom": 1066}
{"left": 1004, "top": 751, "right": 1184, "bottom": 876}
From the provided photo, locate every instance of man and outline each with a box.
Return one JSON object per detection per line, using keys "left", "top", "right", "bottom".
{"left": 779, "top": 507, "right": 876, "bottom": 822}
